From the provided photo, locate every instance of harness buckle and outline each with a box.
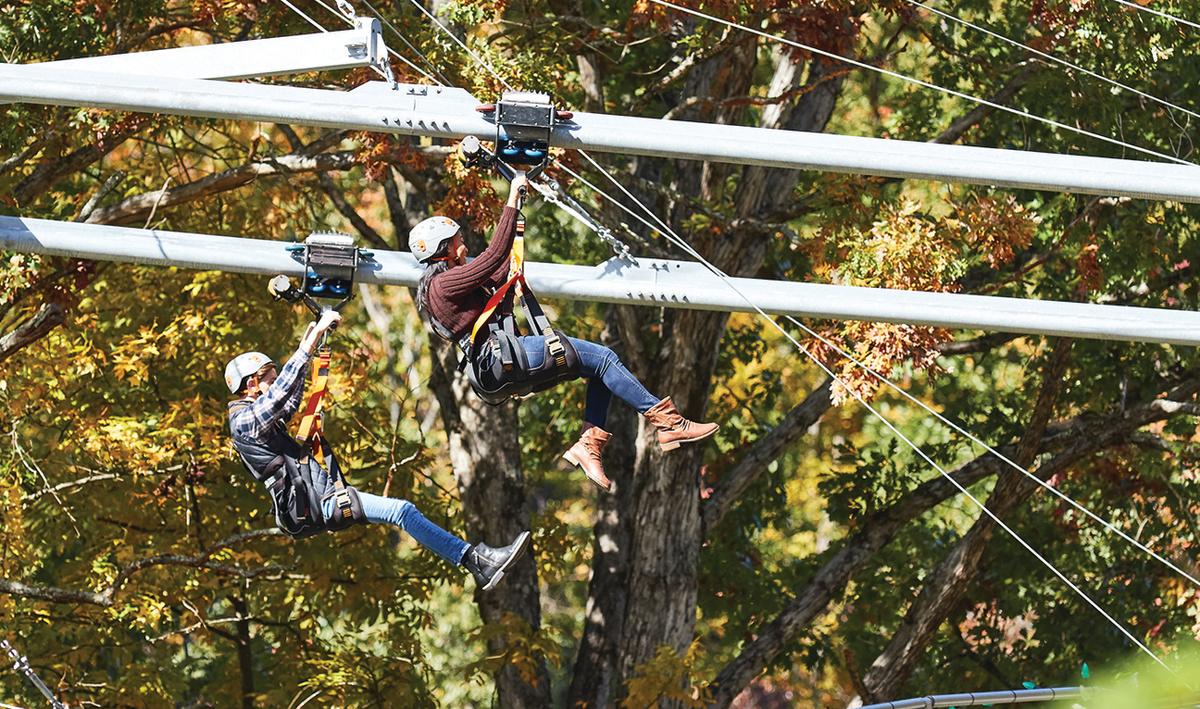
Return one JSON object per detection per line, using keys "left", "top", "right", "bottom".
{"left": 335, "top": 490, "right": 354, "bottom": 519}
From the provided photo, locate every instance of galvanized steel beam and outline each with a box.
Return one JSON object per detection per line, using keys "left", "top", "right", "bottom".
{"left": 858, "top": 686, "right": 1085, "bottom": 709}
{"left": 1, "top": 67, "right": 1199, "bottom": 201}
{"left": 24, "top": 20, "right": 386, "bottom": 80}
{"left": 4, "top": 216, "right": 1200, "bottom": 346}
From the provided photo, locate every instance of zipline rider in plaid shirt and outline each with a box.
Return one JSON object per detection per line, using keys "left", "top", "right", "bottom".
{"left": 225, "top": 309, "right": 529, "bottom": 591}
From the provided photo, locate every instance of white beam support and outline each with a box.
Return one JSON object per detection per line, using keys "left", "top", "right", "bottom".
{"left": 4, "top": 216, "right": 1200, "bottom": 346}
{"left": 2, "top": 66, "right": 1200, "bottom": 201}
{"left": 26, "top": 20, "right": 386, "bottom": 80}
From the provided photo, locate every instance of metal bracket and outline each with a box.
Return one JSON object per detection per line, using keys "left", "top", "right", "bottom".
{"left": 457, "top": 136, "right": 636, "bottom": 261}
{"left": 476, "top": 91, "right": 574, "bottom": 171}
{"left": 271, "top": 232, "right": 374, "bottom": 316}
{"left": 3, "top": 639, "right": 66, "bottom": 709}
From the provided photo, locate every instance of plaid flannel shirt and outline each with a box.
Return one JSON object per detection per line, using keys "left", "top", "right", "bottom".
{"left": 228, "top": 347, "right": 311, "bottom": 441}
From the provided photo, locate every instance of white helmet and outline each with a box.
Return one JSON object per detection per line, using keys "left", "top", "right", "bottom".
{"left": 409, "top": 216, "right": 460, "bottom": 263}
{"left": 224, "top": 351, "right": 275, "bottom": 394}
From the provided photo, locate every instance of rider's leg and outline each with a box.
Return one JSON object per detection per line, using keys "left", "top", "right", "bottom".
{"left": 518, "top": 335, "right": 659, "bottom": 420}
{"left": 521, "top": 335, "right": 719, "bottom": 453}
{"left": 519, "top": 335, "right": 656, "bottom": 491}
{"left": 315, "top": 461, "right": 528, "bottom": 589}
{"left": 358, "top": 492, "right": 469, "bottom": 564}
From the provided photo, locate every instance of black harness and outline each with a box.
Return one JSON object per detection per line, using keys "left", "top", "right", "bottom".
{"left": 435, "top": 92, "right": 582, "bottom": 405}
{"left": 228, "top": 401, "right": 366, "bottom": 538}
{"left": 430, "top": 215, "right": 581, "bottom": 405}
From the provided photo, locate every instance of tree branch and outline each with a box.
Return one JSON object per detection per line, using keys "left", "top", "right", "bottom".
{"left": 315, "top": 172, "right": 390, "bottom": 251}
{"left": 0, "top": 302, "right": 65, "bottom": 363}
{"left": 14, "top": 123, "right": 142, "bottom": 205}
{"left": 0, "top": 528, "right": 286, "bottom": 607}
{"left": 0, "top": 134, "right": 49, "bottom": 178}
{"left": 84, "top": 152, "right": 356, "bottom": 225}
{"left": 704, "top": 366, "right": 1200, "bottom": 707}
{"left": 703, "top": 378, "right": 834, "bottom": 532}
{"left": 933, "top": 63, "right": 1037, "bottom": 145}
{"left": 937, "top": 333, "right": 1022, "bottom": 356}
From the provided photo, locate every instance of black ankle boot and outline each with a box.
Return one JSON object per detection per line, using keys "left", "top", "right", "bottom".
{"left": 462, "top": 531, "right": 531, "bottom": 591}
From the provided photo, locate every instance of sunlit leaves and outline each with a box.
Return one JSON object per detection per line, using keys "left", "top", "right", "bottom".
{"left": 622, "top": 640, "right": 711, "bottom": 708}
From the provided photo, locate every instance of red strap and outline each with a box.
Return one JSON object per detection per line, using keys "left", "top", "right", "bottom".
{"left": 469, "top": 272, "right": 522, "bottom": 346}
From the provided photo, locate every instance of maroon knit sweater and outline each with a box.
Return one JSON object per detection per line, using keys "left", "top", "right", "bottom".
{"left": 426, "top": 206, "right": 519, "bottom": 341}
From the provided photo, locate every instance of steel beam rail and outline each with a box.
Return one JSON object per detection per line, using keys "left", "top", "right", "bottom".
{"left": 859, "top": 686, "right": 1084, "bottom": 709}
{"left": 5, "top": 216, "right": 1200, "bottom": 346}
{"left": 20, "top": 21, "right": 386, "bottom": 80}
{"left": 2, "top": 67, "right": 1200, "bottom": 202}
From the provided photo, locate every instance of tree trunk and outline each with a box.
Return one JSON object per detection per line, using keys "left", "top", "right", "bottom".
{"left": 231, "top": 595, "right": 255, "bottom": 709}
{"left": 428, "top": 335, "right": 552, "bottom": 707}
{"left": 568, "top": 309, "right": 642, "bottom": 707}
{"left": 607, "top": 41, "right": 850, "bottom": 703}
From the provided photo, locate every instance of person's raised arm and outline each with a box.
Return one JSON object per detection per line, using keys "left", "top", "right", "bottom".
{"left": 434, "top": 175, "right": 529, "bottom": 296}
{"left": 230, "top": 311, "right": 341, "bottom": 437}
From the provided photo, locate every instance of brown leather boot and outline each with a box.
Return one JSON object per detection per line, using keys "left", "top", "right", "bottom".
{"left": 643, "top": 397, "right": 719, "bottom": 451}
{"left": 562, "top": 425, "right": 613, "bottom": 491}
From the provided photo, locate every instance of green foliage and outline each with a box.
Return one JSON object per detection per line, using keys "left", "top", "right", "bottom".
{"left": 3, "top": 0, "right": 1200, "bottom": 706}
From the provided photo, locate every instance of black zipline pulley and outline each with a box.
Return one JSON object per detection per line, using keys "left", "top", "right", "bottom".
{"left": 476, "top": 91, "right": 572, "bottom": 172}
{"left": 269, "top": 232, "right": 373, "bottom": 319}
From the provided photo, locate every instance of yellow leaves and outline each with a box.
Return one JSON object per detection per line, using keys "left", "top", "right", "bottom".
{"left": 0, "top": 474, "right": 33, "bottom": 578}
{"left": 815, "top": 193, "right": 1041, "bottom": 402}
{"left": 834, "top": 198, "right": 958, "bottom": 293}
{"left": 830, "top": 193, "right": 1039, "bottom": 292}
{"left": 0, "top": 252, "right": 43, "bottom": 305}
{"left": 89, "top": 555, "right": 120, "bottom": 592}
{"left": 109, "top": 593, "right": 170, "bottom": 633}
{"left": 466, "top": 613, "right": 561, "bottom": 688}
{"left": 531, "top": 504, "right": 590, "bottom": 586}
{"left": 111, "top": 323, "right": 179, "bottom": 383}
{"left": 75, "top": 417, "right": 180, "bottom": 469}
{"left": 621, "top": 640, "right": 711, "bottom": 708}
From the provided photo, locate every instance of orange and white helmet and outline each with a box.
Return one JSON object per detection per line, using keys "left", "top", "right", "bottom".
{"left": 409, "top": 216, "right": 460, "bottom": 263}
{"left": 224, "top": 351, "right": 274, "bottom": 394}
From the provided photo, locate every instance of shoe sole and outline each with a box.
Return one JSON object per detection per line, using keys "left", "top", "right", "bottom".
{"left": 562, "top": 451, "right": 613, "bottom": 492}
{"left": 482, "top": 530, "right": 531, "bottom": 592}
{"left": 659, "top": 424, "right": 720, "bottom": 452}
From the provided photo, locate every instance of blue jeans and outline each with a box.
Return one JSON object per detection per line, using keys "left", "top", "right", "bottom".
{"left": 517, "top": 335, "right": 661, "bottom": 428}
{"left": 314, "top": 459, "right": 470, "bottom": 565}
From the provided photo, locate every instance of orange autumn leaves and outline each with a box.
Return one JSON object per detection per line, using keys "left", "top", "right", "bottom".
{"left": 814, "top": 194, "right": 1039, "bottom": 403}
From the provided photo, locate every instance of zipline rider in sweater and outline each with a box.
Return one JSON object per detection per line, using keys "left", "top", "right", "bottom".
{"left": 412, "top": 174, "right": 719, "bottom": 491}
{"left": 225, "top": 309, "right": 529, "bottom": 591}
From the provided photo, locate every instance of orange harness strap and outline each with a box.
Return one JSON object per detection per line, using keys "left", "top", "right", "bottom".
{"left": 295, "top": 346, "right": 332, "bottom": 462}
{"left": 293, "top": 345, "right": 356, "bottom": 521}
